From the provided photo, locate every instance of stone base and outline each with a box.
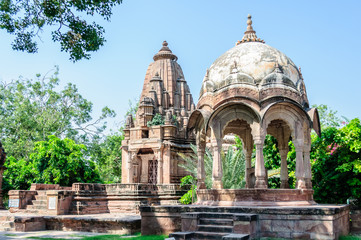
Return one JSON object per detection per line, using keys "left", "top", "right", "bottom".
{"left": 196, "top": 189, "right": 315, "bottom": 206}
{"left": 0, "top": 211, "right": 140, "bottom": 234}
{"left": 140, "top": 204, "right": 350, "bottom": 239}
{"left": 351, "top": 209, "right": 361, "bottom": 234}
{"left": 8, "top": 183, "right": 188, "bottom": 215}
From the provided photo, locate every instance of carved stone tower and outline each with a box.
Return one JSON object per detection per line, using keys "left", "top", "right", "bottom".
{"left": 122, "top": 41, "right": 195, "bottom": 184}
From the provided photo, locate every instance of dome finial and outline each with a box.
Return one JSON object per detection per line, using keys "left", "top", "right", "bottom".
{"left": 236, "top": 14, "right": 265, "bottom": 45}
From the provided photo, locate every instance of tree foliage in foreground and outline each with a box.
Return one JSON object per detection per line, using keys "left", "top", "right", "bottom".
{"left": 0, "top": 0, "right": 122, "bottom": 61}
{"left": 1, "top": 68, "right": 124, "bottom": 192}
{"left": 311, "top": 118, "right": 361, "bottom": 205}
{"left": 0, "top": 67, "right": 115, "bottom": 160}
{"left": 4, "top": 135, "right": 100, "bottom": 191}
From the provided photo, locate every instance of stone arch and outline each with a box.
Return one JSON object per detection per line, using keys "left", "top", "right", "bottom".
{"left": 261, "top": 102, "right": 312, "bottom": 189}
{"left": 208, "top": 102, "right": 260, "bottom": 139}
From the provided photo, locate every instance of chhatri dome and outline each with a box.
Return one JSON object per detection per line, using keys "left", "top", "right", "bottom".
{"left": 200, "top": 14, "right": 308, "bottom": 108}
{"left": 189, "top": 15, "right": 320, "bottom": 198}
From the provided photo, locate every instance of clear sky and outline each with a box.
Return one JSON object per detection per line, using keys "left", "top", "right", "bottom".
{"left": 1, "top": 0, "right": 360, "bottom": 130}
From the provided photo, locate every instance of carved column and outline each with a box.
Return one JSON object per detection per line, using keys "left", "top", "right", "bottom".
{"left": 294, "top": 139, "right": 306, "bottom": 189}
{"left": 196, "top": 133, "right": 206, "bottom": 189}
{"left": 254, "top": 136, "right": 267, "bottom": 189}
{"left": 279, "top": 148, "right": 289, "bottom": 188}
{"left": 127, "top": 151, "right": 135, "bottom": 184}
{"left": 211, "top": 137, "right": 223, "bottom": 189}
{"left": 304, "top": 143, "right": 312, "bottom": 189}
{"left": 154, "top": 148, "right": 163, "bottom": 184}
{"left": 244, "top": 149, "right": 252, "bottom": 188}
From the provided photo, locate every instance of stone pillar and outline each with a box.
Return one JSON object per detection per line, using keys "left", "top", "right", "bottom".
{"left": 304, "top": 144, "right": 312, "bottom": 189}
{"left": 244, "top": 149, "right": 252, "bottom": 188}
{"left": 162, "top": 145, "right": 171, "bottom": 184}
{"left": 211, "top": 138, "right": 223, "bottom": 189}
{"left": 155, "top": 149, "right": 163, "bottom": 184}
{"left": 254, "top": 137, "right": 267, "bottom": 189}
{"left": 127, "top": 151, "right": 135, "bottom": 184}
{"left": 197, "top": 139, "right": 206, "bottom": 189}
{"left": 279, "top": 148, "right": 289, "bottom": 188}
{"left": 294, "top": 140, "right": 306, "bottom": 189}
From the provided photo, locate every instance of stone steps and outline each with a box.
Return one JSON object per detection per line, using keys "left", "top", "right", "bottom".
{"left": 197, "top": 225, "right": 233, "bottom": 233}
{"left": 169, "top": 212, "right": 257, "bottom": 240}
{"left": 199, "top": 218, "right": 233, "bottom": 226}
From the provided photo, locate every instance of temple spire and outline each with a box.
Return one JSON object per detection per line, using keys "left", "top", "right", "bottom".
{"left": 236, "top": 14, "right": 265, "bottom": 45}
{"left": 153, "top": 40, "right": 178, "bottom": 61}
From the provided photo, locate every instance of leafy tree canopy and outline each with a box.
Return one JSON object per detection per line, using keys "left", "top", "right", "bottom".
{"left": 311, "top": 118, "right": 361, "bottom": 205}
{"left": 31, "top": 135, "right": 100, "bottom": 186}
{"left": 0, "top": 66, "right": 115, "bottom": 160}
{"left": 0, "top": 0, "right": 122, "bottom": 61}
{"left": 4, "top": 135, "right": 101, "bottom": 192}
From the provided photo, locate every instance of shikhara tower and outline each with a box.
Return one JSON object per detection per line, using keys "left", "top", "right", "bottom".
{"left": 121, "top": 41, "right": 195, "bottom": 185}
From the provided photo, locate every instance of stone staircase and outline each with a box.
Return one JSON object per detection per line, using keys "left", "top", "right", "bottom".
{"left": 25, "top": 191, "right": 48, "bottom": 214}
{"left": 169, "top": 212, "right": 258, "bottom": 240}
{"left": 0, "top": 216, "right": 15, "bottom": 232}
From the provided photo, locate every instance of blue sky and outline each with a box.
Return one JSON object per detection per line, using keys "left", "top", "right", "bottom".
{"left": 1, "top": 0, "right": 360, "bottom": 130}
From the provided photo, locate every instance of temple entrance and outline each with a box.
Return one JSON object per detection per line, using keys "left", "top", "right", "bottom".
{"left": 148, "top": 159, "right": 158, "bottom": 184}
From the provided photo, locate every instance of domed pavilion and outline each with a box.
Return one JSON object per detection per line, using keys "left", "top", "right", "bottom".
{"left": 188, "top": 15, "right": 321, "bottom": 206}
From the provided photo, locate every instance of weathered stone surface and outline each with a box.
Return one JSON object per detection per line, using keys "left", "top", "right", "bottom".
{"left": 141, "top": 205, "right": 350, "bottom": 239}
{"left": 121, "top": 41, "right": 195, "bottom": 186}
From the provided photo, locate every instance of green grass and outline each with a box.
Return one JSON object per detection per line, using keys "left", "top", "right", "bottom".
{"left": 340, "top": 236, "right": 361, "bottom": 240}
{"left": 4, "top": 234, "right": 17, "bottom": 236}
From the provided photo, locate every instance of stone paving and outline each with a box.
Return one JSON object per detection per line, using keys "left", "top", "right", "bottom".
{"left": 0, "top": 230, "right": 104, "bottom": 240}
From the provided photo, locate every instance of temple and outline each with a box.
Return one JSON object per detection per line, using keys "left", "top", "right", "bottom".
{"left": 143, "top": 15, "right": 350, "bottom": 240}
{"left": 121, "top": 41, "right": 195, "bottom": 185}
{"left": 186, "top": 14, "right": 321, "bottom": 206}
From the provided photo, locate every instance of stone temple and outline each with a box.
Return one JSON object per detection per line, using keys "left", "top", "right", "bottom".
{"left": 1, "top": 15, "right": 357, "bottom": 240}
{"left": 141, "top": 15, "right": 350, "bottom": 239}
{"left": 188, "top": 14, "right": 321, "bottom": 205}
{"left": 121, "top": 40, "right": 195, "bottom": 185}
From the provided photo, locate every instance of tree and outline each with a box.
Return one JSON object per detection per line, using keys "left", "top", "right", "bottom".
{"left": 31, "top": 135, "right": 100, "bottom": 186}
{"left": 0, "top": 0, "right": 122, "bottom": 61}
{"left": 0, "top": 67, "right": 115, "bottom": 160}
{"left": 312, "top": 104, "right": 345, "bottom": 129}
{"left": 311, "top": 118, "right": 361, "bottom": 205}
{"left": 88, "top": 132, "right": 123, "bottom": 183}
{"left": 4, "top": 135, "right": 100, "bottom": 192}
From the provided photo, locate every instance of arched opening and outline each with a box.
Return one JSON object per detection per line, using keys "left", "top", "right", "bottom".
{"left": 264, "top": 119, "right": 294, "bottom": 189}
{"left": 222, "top": 119, "right": 254, "bottom": 189}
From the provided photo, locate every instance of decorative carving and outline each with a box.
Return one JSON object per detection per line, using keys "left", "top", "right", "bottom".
{"left": 125, "top": 114, "right": 134, "bottom": 129}
{"left": 236, "top": 14, "right": 265, "bottom": 45}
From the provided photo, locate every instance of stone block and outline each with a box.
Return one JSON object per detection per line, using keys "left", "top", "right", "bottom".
{"left": 310, "top": 232, "right": 335, "bottom": 240}
{"left": 294, "top": 220, "right": 333, "bottom": 233}
{"left": 233, "top": 221, "right": 256, "bottom": 235}
{"left": 291, "top": 232, "right": 311, "bottom": 239}
{"left": 259, "top": 220, "right": 272, "bottom": 232}
{"left": 271, "top": 220, "right": 295, "bottom": 232}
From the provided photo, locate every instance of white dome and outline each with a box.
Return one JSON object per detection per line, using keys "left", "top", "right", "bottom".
{"left": 204, "top": 42, "right": 301, "bottom": 92}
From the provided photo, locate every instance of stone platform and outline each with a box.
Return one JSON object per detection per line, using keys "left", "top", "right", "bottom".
{"left": 197, "top": 189, "right": 315, "bottom": 206}
{"left": 140, "top": 204, "right": 350, "bottom": 239}
{"left": 0, "top": 211, "right": 140, "bottom": 234}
